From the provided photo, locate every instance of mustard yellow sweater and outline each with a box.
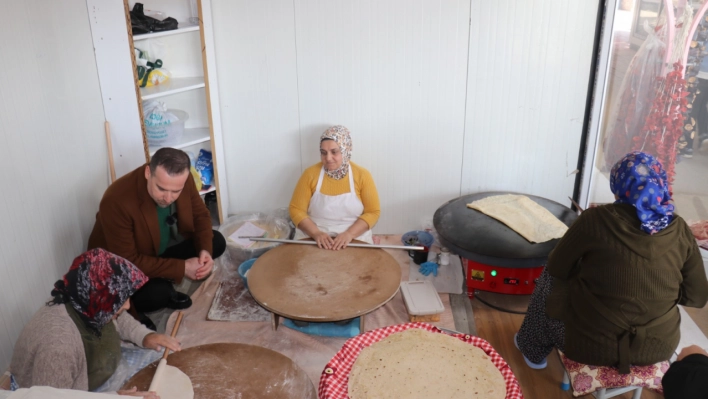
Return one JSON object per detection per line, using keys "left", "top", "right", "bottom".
{"left": 289, "top": 162, "right": 380, "bottom": 229}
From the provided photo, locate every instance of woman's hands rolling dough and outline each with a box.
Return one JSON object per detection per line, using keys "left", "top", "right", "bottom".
{"left": 312, "top": 231, "right": 334, "bottom": 249}
{"left": 117, "top": 387, "right": 160, "bottom": 398}
{"left": 143, "top": 333, "right": 182, "bottom": 353}
{"left": 331, "top": 231, "right": 354, "bottom": 250}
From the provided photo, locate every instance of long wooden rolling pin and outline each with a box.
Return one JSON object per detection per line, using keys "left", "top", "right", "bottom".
{"left": 147, "top": 311, "right": 184, "bottom": 393}
{"left": 239, "top": 237, "right": 425, "bottom": 251}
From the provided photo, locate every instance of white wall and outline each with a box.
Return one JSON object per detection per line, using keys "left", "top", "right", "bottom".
{"left": 294, "top": 0, "right": 471, "bottom": 233}
{"left": 213, "top": 0, "right": 598, "bottom": 233}
{"left": 462, "top": 0, "right": 598, "bottom": 204}
{"left": 212, "top": 0, "right": 302, "bottom": 213}
{"left": 0, "top": 0, "right": 107, "bottom": 370}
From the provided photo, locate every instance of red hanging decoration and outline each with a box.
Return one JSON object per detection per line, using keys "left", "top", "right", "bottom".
{"left": 632, "top": 62, "right": 689, "bottom": 191}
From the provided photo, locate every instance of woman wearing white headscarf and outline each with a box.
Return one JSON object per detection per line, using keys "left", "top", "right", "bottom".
{"left": 289, "top": 126, "right": 380, "bottom": 250}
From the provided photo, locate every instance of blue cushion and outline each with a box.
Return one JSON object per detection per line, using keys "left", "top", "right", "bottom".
{"left": 282, "top": 318, "right": 360, "bottom": 338}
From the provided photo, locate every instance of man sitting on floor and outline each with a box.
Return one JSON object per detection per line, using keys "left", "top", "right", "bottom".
{"left": 88, "top": 147, "right": 225, "bottom": 328}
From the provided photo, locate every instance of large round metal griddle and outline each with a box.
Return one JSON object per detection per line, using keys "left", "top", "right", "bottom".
{"left": 433, "top": 191, "right": 578, "bottom": 267}
{"left": 122, "top": 343, "right": 317, "bottom": 399}
{"left": 247, "top": 240, "right": 401, "bottom": 323}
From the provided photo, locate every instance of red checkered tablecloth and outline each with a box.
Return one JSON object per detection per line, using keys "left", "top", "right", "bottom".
{"left": 318, "top": 322, "right": 523, "bottom": 399}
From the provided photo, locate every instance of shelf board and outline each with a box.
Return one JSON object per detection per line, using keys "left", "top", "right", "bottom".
{"left": 140, "top": 77, "right": 205, "bottom": 100}
{"left": 133, "top": 24, "right": 199, "bottom": 41}
{"left": 200, "top": 186, "right": 217, "bottom": 196}
{"left": 149, "top": 127, "right": 211, "bottom": 155}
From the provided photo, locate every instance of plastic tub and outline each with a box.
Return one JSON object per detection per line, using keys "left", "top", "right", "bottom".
{"left": 401, "top": 230, "right": 435, "bottom": 247}
{"left": 219, "top": 211, "right": 294, "bottom": 264}
{"left": 146, "top": 109, "right": 188, "bottom": 147}
{"left": 238, "top": 258, "right": 257, "bottom": 290}
{"left": 402, "top": 230, "right": 434, "bottom": 262}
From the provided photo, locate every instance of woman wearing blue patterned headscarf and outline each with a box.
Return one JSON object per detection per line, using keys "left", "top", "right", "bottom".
{"left": 610, "top": 151, "right": 674, "bottom": 235}
{"left": 514, "top": 151, "right": 707, "bottom": 375}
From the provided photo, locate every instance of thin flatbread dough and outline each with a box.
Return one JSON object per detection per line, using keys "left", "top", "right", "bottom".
{"left": 348, "top": 329, "right": 506, "bottom": 399}
{"left": 149, "top": 362, "right": 194, "bottom": 399}
{"left": 467, "top": 194, "right": 568, "bottom": 243}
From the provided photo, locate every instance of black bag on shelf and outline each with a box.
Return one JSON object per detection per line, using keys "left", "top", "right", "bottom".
{"left": 130, "top": 3, "right": 178, "bottom": 35}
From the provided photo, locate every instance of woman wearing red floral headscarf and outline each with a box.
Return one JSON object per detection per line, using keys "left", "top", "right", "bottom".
{"left": 9, "top": 249, "right": 180, "bottom": 395}
{"left": 289, "top": 125, "right": 381, "bottom": 250}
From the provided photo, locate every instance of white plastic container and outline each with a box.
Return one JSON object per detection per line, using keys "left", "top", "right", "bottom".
{"left": 400, "top": 281, "right": 444, "bottom": 318}
{"left": 145, "top": 109, "right": 188, "bottom": 147}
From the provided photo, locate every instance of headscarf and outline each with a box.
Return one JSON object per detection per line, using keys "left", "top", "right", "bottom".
{"left": 610, "top": 151, "right": 674, "bottom": 235}
{"left": 49, "top": 248, "right": 148, "bottom": 336}
{"left": 320, "top": 125, "right": 352, "bottom": 180}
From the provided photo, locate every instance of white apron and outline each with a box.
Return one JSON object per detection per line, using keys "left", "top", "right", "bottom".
{"left": 294, "top": 165, "right": 373, "bottom": 244}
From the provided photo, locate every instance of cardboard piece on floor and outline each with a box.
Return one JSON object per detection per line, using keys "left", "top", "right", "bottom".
{"left": 207, "top": 274, "right": 270, "bottom": 322}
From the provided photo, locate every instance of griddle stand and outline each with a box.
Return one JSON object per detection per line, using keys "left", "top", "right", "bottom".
{"left": 433, "top": 191, "right": 578, "bottom": 297}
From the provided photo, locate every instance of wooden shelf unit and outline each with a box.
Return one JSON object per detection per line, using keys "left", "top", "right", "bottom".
{"left": 88, "top": 0, "right": 228, "bottom": 223}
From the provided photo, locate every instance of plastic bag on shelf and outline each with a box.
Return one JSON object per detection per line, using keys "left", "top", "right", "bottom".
{"left": 195, "top": 149, "right": 214, "bottom": 186}
{"left": 190, "top": 166, "right": 203, "bottom": 191}
{"left": 144, "top": 68, "right": 170, "bottom": 87}
{"left": 130, "top": 3, "right": 178, "bottom": 35}
{"left": 134, "top": 47, "right": 169, "bottom": 88}
{"left": 143, "top": 101, "right": 178, "bottom": 129}
{"left": 218, "top": 210, "right": 295, "bottom": 263}
{"left": 143, "top": 101, "right": 188, "bottom": 146}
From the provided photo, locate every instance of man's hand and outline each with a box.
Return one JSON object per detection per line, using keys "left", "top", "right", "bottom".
{"left": 196, "top": 250, "right": 214, "bottom": 280}
{"left": 312, "top": 231, "right": 334, "bottom": 249}
{"left": 143, "top": 332, "right": 181, "bottom": 353}
{"left": 332, "top": 231, "right": 354, "bottom": 250}
{"left": 117, "top": 387, "right": 160, "bottom": 398}
{"left": 677, "top": 345, "right": 708, "bottom": 361}
{"left": 184, "top": 257, "right": 201, "bottom": 280}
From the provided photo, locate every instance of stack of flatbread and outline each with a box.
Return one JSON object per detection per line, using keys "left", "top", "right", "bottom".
{"left": 467, "top": 194, "right": 568, "bottom": 243}
{"left": 348, "top": 329, "right": 506, "bottom": 399}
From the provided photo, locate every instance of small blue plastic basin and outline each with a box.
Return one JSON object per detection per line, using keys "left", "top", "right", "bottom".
{"left": 401, "top": 230, "right": 434, "bottom": 247}
{"left": 238, "top": 258, "right": 257, "bottom": 290}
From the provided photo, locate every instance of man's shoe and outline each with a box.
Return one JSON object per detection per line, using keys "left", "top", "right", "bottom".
{"left": 139, "top": 314, "right": 157, "bottom": 331}
{"left": 167, "top": 291, "right": 192, "bottom": 310}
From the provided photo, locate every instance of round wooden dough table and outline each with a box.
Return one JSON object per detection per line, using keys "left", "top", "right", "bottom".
{"left": 247, "top": 241, "right": 402, "bottom": 331}
{"left": 122, "top": 343, "right": 316, "bottom": 399}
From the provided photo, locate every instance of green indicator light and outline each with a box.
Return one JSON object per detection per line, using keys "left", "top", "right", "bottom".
{"left": 491, "top": 270, "right": 497, "bottom": 277}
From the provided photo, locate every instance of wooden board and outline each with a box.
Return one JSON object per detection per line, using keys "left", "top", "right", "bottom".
{"left": 122, "top": 343, "right": 316, "bottom": 399}
{"left": 248, "top": 242, "right": 402, "bottom": 321}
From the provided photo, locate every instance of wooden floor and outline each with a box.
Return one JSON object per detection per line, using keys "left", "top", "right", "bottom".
{"left": 470, "top": 292, "right": 674, "bottom": 399}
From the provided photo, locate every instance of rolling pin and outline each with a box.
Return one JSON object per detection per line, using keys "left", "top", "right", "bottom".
{"left": 239, "top": 237, "right": 425, "bottom": 251}
{"left": 147, "top": 311, "right": 184, "bottom": 393}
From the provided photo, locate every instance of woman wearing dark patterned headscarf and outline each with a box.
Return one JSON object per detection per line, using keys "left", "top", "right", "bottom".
{"left": 289, "top": 125, "right": 381, "bottom": 250}
{"left": 514, "top": 152, "right": 707, "bottom": 375}
{"left": 10, "top": 249, "right": 181, "bottom": 393}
